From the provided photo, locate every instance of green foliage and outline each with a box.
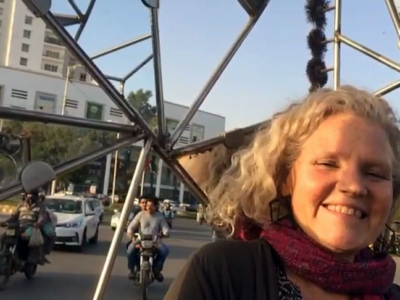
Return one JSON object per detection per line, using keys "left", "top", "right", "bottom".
{"left": 127, "top": 89, "right": 157, "bottom": 129}
{"left": 2, "top": 119, "right": 117, "bottom": 185}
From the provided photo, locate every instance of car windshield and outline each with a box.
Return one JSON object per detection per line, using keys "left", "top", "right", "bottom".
{"left": 45, "top": 198, "right": 82, "bottom": 214}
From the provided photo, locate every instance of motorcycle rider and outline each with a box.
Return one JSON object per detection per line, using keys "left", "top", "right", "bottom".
{"left": 126, "top": 196, "right": 170, "bottom": 282}
{"left": 135, "top": 195, "right": 148, "bottom": 214}
{"left": 0, "top": 190, "right": 48, "bottom": 264}
{"left": 162, "top": 201, "right": 174, "bottom": 228}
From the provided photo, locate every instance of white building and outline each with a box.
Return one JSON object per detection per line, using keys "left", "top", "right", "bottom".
{"left": 0, "top": 66, "right": 226, "bottom": 203}
{"left": 0, "top": 0, "right": 91, "bottom": 83}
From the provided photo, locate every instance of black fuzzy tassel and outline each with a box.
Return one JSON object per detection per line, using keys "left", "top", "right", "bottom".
{"left": 306, "top": 57, "right": 328, "bottom": 89}
{"left": 307, "top": 28, "right": 328, "bottom": 58}
{"left": 305, "top": 0, "right": 330, "bottom": 29}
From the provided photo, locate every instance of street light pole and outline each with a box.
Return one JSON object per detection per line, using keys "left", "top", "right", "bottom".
{"left": 110, "top": 81, "right": 125, "bottom": 203}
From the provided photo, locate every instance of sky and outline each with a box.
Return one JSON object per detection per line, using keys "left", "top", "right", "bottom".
{"left": 51, "top": 0, "right": 400, "bottom": 132}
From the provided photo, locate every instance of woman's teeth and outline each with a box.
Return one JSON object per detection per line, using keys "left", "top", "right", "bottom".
{"left": 326, "top": 204, "right": 363, "bottom": 219}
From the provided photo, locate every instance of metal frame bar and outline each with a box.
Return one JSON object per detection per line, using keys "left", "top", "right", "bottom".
{"left": 385, "top": 0, "right": 400, "bottom": 41}
{"left": 0, "top": 107, "right": 136, "bottom": 133}
{"left": 122, "top": 54, "right": 154, "bottom": 82}
{"left": 90, "top": 34, "right": 152, "bottom": 60}
{"left": 73, "top": 0, "right": 96, "bottom": 41}
{"left": 148, "top": 5, "right": 166, "bottom": 140}
{"left": 331, "top": 0, "right": 400, "bottom": 95}
{"left": 93, "top": 140, "right": 152, "bottom": 299}
{"left": 168, "top": 7, "right": 268, "bottom": 148}
{"left": 374, "top": 79, "right": 400, "bottom": 96}
{"left": 67, "top": 0, "right": 83, "bottom": 18}
{"left": 0, "top": 135, "right": 144, "bottom": 200}
{"left": 332, "top": 0, "right": 342, "bottom": 90}
{"left": 170, "top": 121, "right": 262, "bottom": 158}
{"left": 337, "top": 33, "right": 400, "bottom": 72}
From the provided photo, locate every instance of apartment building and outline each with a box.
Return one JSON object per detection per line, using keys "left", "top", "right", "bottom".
{"left": 0, "top": 0, "right": 91, "bottom": 83}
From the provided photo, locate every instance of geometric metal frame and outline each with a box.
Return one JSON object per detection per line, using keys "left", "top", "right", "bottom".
{"left": 16, "top": 0, "right": 400, "bottom": 298}
{"left": 0, "top": 0, "right": 270, "bottom": 298}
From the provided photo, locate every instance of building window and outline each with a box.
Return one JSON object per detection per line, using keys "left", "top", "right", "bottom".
{"left": 21, "top": 43, "right": 29, "bottom": 52}
{"left": 35, "top": 92, "right": 56, "bottom": 113}
{"left": 166, "top": 119, "right": 179, "bottom": 136}
{"left": 191, "top": 124, "right": 205, "bottom": 143}
{"left": 0, "top": 7, "right": 3, "bottom": 15}
{"left": 86, "top": 102, "right": 103, "bottom": 120}
{"left": 25, "top": 16, "right": 33, "bottom": 25}
{"left": 0, "top": 0, "right": 4, "bottom": 3}
{"left": 43, "top": 64, "right": 58, "bottom": 72}
{"left": 0, "top": 20, "right": 3, "bottom": 27}
{"left": 23, "top": 30, "right": 31, "bottom": 39}
{"left": 19, "top": 57, "right": 28, "bottom": 66}
{"left": 80, "top": 73, "right": 87, "bottom": 82}
{"left": 44, "top": 50, "right": 60, "bottom": 59}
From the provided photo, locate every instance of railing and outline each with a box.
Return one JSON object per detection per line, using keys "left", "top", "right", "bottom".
{"left": 44, "top": 36, "right": 63, "bottom": 46}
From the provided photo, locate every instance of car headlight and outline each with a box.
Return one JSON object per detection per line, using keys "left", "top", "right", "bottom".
{"left": 65, "top": 220, "right": 83, "bottom": 228}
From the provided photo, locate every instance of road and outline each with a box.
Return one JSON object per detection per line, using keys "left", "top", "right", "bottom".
{"left": 0, "top": 213, "right": 212, "bottom": 300}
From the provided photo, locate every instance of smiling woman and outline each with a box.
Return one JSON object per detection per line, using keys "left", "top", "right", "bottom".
{"left": 166, "top": 86, "right": 400, "bottom": 300}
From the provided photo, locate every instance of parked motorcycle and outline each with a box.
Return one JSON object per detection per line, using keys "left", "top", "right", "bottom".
{"left": 132, "top": 233, "right": 160, "bottom": 300}
{"left": 0, "top": 222, "right": 39, "bottom": 290}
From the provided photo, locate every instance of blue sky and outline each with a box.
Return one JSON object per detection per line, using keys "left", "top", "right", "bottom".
{"left": 52, "top": 1, "right": 400, "bottom": 132}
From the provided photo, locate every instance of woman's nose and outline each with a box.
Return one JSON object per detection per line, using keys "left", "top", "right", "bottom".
{"left": 337, "top": 167, "right": 368, "bottom": 197}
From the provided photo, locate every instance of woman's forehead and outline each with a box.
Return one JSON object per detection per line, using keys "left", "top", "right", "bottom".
{"left": 298, "top": 114, "right": 393, "bottom": 161}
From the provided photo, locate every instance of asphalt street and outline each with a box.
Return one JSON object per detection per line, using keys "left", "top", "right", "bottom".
{"left": 0, "top": 213, "right": 212, "bottom": 300}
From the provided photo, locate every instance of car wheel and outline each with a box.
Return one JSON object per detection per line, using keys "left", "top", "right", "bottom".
{"left": 111, "top": 227, "right": 116, "bottom": 231}
{"left": 89, "top": 226, "right": 99, "bottom": 244}
{"left": 77, "top": 229, "right": 87, "bottom": 252}
{"left": 99, "top": 214, "right": 103, "bottom": 223}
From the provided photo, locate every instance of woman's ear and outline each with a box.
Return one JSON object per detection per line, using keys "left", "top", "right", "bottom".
{"left": 281, "top": 168, "right": 295, "bottom": 197}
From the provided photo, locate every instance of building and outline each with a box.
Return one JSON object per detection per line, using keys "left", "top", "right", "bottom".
{"left": 0, "top": 0, "right": 91, "bottom": 83}
{"left": 0, "top": 66, "right": 226, "bottom": 203}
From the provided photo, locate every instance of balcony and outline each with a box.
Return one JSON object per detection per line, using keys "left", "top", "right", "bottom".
{"left": 42, "top": 52, "right": 64, "bottom": 61}
{"left": 44, "top": 36, "right": 63, "bottom": 47}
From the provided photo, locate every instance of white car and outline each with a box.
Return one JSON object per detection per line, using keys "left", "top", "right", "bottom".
{"left": 82, "top": 196, "right": 105, "bottom": 222}
{"left": 110, "top": 205, "right": 140, "bottom": 231}
{"left": 45, "top": 195, "right": 100, "bottom": 251}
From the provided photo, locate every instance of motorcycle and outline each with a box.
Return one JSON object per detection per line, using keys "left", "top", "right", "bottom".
{"left": 0, "top": 222, "right": 38, "bottom": 290}
{"left": 132, "top": 233, "right": 160, "bottom": 300}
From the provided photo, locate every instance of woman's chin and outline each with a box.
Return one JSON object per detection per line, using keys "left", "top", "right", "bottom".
{"left": 318, "top": 232, "right": 368, "bottom": 257}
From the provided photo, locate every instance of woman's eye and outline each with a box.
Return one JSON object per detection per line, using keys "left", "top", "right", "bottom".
{"left": 316, "top": 161, "right": 337, "bottom": 167}
{"left": 366, "top": 171, "right": 386, "bottom": 179}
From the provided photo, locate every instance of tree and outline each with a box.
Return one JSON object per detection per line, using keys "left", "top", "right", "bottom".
{"left": 1, "top": 120, "right": 117, "bottom": 187}
{"left": 127, "top": 89, "right": 157, "bottom": 129}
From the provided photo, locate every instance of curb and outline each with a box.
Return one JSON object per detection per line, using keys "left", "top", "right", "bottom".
{"left": 0, "top": 205, "right": 15, "bottom": 214}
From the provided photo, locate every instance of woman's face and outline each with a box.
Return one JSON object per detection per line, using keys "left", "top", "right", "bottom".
{"left": 290, "top": 113, "right": 394, "bottom": 259}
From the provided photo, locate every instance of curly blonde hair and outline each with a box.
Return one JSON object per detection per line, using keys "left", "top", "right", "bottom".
{"left": 198, "top": 86, "right": 400, "bottom": 234}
